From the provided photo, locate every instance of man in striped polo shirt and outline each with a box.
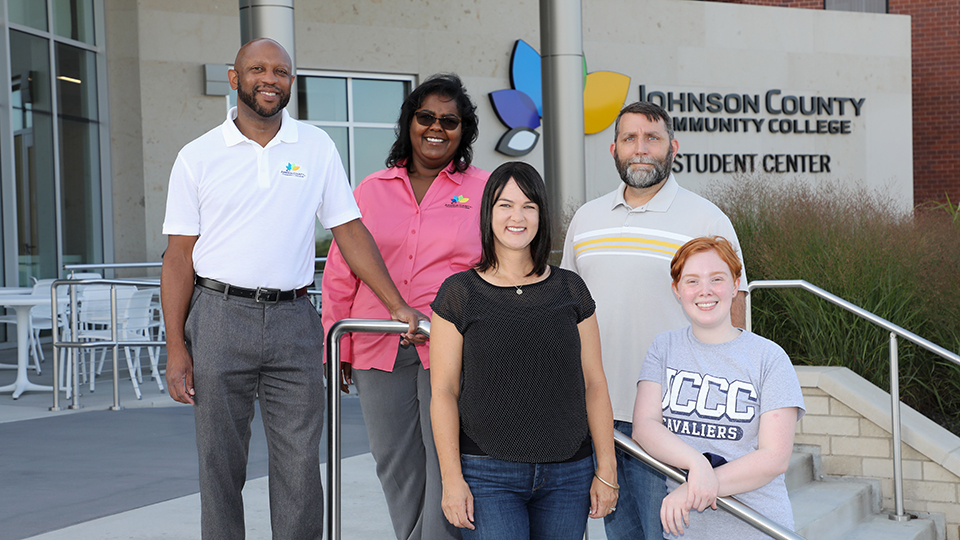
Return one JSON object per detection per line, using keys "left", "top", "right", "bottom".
{"left": 560, "top": 101, "right": 747, "bottom": 540}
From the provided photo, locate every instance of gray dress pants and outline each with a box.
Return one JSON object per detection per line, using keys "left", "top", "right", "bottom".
{"left": 186, "top": 286, "right": 325, "bottom": 540}
{"left": 352, "top": 342, "right": 461, "bottom": 540}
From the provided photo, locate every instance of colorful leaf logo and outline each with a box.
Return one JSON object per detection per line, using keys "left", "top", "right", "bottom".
{"left": 286, "top": 163, "right": 300, "bottom": 171}
{"left": 451, "top": 195, "right": 470, "bottom": 204}
{"left": 489, "top": 39, "right": 631, "bottom": 156}
{"left": 584, "top": 71, "right": 631, "bottom": 135}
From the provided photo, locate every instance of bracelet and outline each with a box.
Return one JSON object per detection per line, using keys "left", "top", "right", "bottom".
{"left": 594, "top": 472, "right": 619, "bottom": 490}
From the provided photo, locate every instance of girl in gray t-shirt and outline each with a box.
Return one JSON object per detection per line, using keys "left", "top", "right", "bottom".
{"left": 634, "top": 236, "right": 805, "bottom": 539}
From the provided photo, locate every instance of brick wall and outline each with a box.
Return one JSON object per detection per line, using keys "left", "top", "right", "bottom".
{"left": 796, "top": 384, "right": 960, "bottom": 540}
{"left": 889, "top": 0, "right": 960, "bottom": 204}
{"left": 706, "top": 0, "right": 960, "bottom": 204}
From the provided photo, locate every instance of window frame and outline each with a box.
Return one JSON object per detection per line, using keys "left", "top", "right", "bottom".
{"left": 824, "top": 0, "right": 888, "bottom": 13}
{"left": 0, "top": 0, "right": 111, "bottom": 287}
{"left": 225, "top": 69, "right": 415, "bottom": 186}
{"left": 296, "top": 69, "right": 416, "bottom": 186}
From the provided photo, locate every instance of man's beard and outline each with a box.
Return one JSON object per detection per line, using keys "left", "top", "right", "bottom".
{"left": 236, "top": 79, "right": 289, "bottom": 118}
{"left": 616, "top": 145, "right": 674, "bottom": 189}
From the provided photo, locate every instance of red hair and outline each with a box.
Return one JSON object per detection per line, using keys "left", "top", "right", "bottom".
{"left": 670, "top": 236, "right": 742, "bottom": 286}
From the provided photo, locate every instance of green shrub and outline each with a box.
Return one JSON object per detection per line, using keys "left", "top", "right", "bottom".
{"left": 708, "top": 176, "right": 960, "bottom": 435}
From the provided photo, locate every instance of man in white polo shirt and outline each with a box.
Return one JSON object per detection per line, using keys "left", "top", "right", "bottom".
{"left": 560, "top": 101, "right": 747, "bottom": 540}
{"left": 161, "top": 39, "right": 421, "bottom": 540}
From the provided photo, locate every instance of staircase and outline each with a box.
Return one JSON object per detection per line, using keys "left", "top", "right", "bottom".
{"left": 788, "top": 446, "right": 940, "bottom": 540}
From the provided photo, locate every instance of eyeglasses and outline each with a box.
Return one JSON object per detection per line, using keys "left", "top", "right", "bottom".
{"left": 414, "top": 110, "right": 461, "bottom": 131}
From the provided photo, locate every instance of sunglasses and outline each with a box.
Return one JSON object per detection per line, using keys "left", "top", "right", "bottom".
{"left": 414, "top": 110, "right": 461, "bottom": 131}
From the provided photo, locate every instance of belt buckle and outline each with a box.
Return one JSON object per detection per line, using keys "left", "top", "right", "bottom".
{"left": 254, "top": 287, "right": 281, "bottom": 304}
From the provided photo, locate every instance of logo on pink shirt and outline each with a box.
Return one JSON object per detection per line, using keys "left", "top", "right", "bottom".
{"left": 446, "top": 195, "right": 472, "bottom": 209}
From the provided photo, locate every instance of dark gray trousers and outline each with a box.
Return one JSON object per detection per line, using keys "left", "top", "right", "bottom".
{"left": 352, "top": 343, "right": 461, "bottom": 540}
{"left": 185, "top": 286, "right": 325, "bottom": 540}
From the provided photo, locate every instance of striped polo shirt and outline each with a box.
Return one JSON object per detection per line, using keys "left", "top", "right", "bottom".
{"left": 560, "top": 174, "right": 747, "bottom": 422}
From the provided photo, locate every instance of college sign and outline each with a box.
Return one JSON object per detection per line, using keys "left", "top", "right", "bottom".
{"left": 491, "top": 45, "right": 872, "bottom": 177}
{"left": 641, "top": 85, "right": 867, "bottom": 176}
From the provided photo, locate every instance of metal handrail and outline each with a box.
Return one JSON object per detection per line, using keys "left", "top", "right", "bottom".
{"left": 49, "top": 278, "right": 165, "bottom": 412}
{"left": 325, "top": 318, "right": 430, "bottom": 540}
{"left": 48, "top": 277, "right": 323, "bottom": 411}
{"left": 746, "top": 279, "right": 960, "bottom": 521}
{"left": 324, "top": 318, "right": 804, "bottom": 540}
{"left": 63, "top": 262, "right": 162, "bottom": 271}
{"left": 613, "top": 431, "right": 806, "bottom": 540}
{"left": 62, "top": 257, "right": 328, "bottom": 273}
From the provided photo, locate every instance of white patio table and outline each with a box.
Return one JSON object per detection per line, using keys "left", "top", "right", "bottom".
{"left": 0, "top": 293, "right": 66, "bottom": 399}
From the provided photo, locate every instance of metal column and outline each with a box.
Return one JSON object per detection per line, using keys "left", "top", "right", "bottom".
{"left": 239, "top": 0, "right": 299, "bottom": 117}
{"left": 540, "top": 0, "right": 586, "bottom": 221}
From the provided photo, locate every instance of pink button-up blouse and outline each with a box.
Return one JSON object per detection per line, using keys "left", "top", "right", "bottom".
{"left": 321, "top": 164, "right": 489, "bottom": 371}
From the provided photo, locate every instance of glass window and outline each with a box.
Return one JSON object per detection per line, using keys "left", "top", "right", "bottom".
{"left": 56, "top": 43, "right": 99, "bottom": 120}
{"left": 323, "top": 126, "right": 349, "bottom": 176}
{"left": 300, "top": 77, "right": 347, "bottom": 122}
{"left": 824, "top": 0, "right": 887, "bottom": 13}
{"left": 56, "top": 43, "right": 102, "bottom": 267}
{"left": 52, "top": 0, "right": 96, "bottom": 45}
{"left": 354, "top": 127, "right": 397, "bottom": 184}
{"left": 10, "top": 30, "right": 58, "bottom": 284}
{"left": 58, "top": 119, "right": 101, "bottom": 267}
{"left": 8, "top": 0, "right": 48, "bottom": 32}
{"left": 4, "top": 3, "right": 105, "bottom": 291}
{"left": 353, "top": 79, "right": 405, "bottom": 124}
{"left": 298, "top": 73, "right": 411, "bottom": 185}
{"left": 296, "top": 72, "right": 413, "bottom": 257}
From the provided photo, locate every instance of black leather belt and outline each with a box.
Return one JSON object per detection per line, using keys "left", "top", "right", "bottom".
{"left": 195, "top": 276, "right": 308, "bottom": 303}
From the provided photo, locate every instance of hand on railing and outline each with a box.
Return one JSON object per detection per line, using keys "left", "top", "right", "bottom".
{"left": 612, "top": 431, "right": 806, "bottom": 540}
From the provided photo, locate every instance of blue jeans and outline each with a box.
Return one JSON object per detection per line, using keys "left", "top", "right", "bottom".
{"left": 460, "top": 454, "right": 593, "bottom": 540}
{"left": 604, "top": 421, "right": 666, "bottom": 540}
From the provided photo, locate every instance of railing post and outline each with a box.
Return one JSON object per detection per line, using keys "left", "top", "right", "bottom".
{"left": 888, "top": 333, "right": 909, "bottom": 521}
{"left": 325, "top": 319, "right": 430, "bottom": 540}
{"left": 110, "top": 285, "right": 122, "bottom": 411}
{"left": 326, "top": 323, "right": 344, "bottom": 540}
{"left": 49, "top": 282, "right": 61, "bottom": 411}
{"left": 70, "top": 283, "right": 82, "bottom": 410}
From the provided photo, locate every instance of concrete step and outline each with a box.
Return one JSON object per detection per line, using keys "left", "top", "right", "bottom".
{"left": 791, "top": 478, "right": 877, "bottom": 540}
{"left": 786, "top": 446, "right": 942, "bottom": 540}
{"left": 836, "top": 514, "right": 938, "bottom": 540}
{"left": 786, "top": 450, "right": 816, "bottom": 491}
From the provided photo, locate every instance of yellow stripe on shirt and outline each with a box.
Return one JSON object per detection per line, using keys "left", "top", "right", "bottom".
{"left": 573, "top": 236, "right": 682, "bottom": 257}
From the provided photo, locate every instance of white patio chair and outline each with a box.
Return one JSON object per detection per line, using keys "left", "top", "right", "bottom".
{"left": 75, "top": 287, "right": 163, "bottom": 399}
{"left": 121, "top": 289, "right": 164, "bottom": 396}
{"left": 75, "top": 285, "right": 137, "bottom": 394}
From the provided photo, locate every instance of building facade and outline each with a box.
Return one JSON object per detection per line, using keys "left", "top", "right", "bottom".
{"left": 709, "top": 0, "right": 960, "bottom": 203}
{"left": 0, "top": 0, "right": 913, "bottom": 287}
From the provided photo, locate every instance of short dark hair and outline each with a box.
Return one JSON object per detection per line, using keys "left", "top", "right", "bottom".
{"left": 476, "top": 161, "right": 552, "bottom": 277}
{"left": 614, "top": 101, "right": 674, "bottom": 142}
{"left": 385, "top": 73, "right": 479, "bottom": 173}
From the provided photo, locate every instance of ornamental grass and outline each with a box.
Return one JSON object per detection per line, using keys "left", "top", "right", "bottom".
{"left": 708, "top": 176, "right": 960, "bottom": 435}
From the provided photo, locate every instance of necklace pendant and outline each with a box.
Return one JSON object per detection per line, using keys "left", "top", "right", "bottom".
{"left": 516, "top": 288, "right": 523, "bottom": 295}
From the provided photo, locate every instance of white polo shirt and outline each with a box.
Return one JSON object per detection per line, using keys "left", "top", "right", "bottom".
{"left": 163, "top": 107, "right": 360, "bottom": 291}
{"left": 560, "top": 174, "right": 747, "bottom": 422}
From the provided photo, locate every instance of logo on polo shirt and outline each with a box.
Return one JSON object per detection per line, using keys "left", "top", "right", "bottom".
{"left": 445, "top": 195, "right": 472, "bottom": 209}
{"left": 280, "top": 163, "right": 306, "bottom": 178}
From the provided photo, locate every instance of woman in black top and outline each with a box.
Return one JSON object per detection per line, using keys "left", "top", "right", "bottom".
{"left": 430, "top": 161, "right": 618, "bottom": 540}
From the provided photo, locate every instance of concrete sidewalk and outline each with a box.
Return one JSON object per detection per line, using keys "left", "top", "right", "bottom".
{"left": 22, "top": 453, "right": 394, "bottom": 540}
{"left": 0, "top": 344, "right": 607, "bottom": 540}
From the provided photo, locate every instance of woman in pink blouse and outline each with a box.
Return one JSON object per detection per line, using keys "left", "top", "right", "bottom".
{"left": 322, "top": 73, "right": 488, "bottom": 540}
